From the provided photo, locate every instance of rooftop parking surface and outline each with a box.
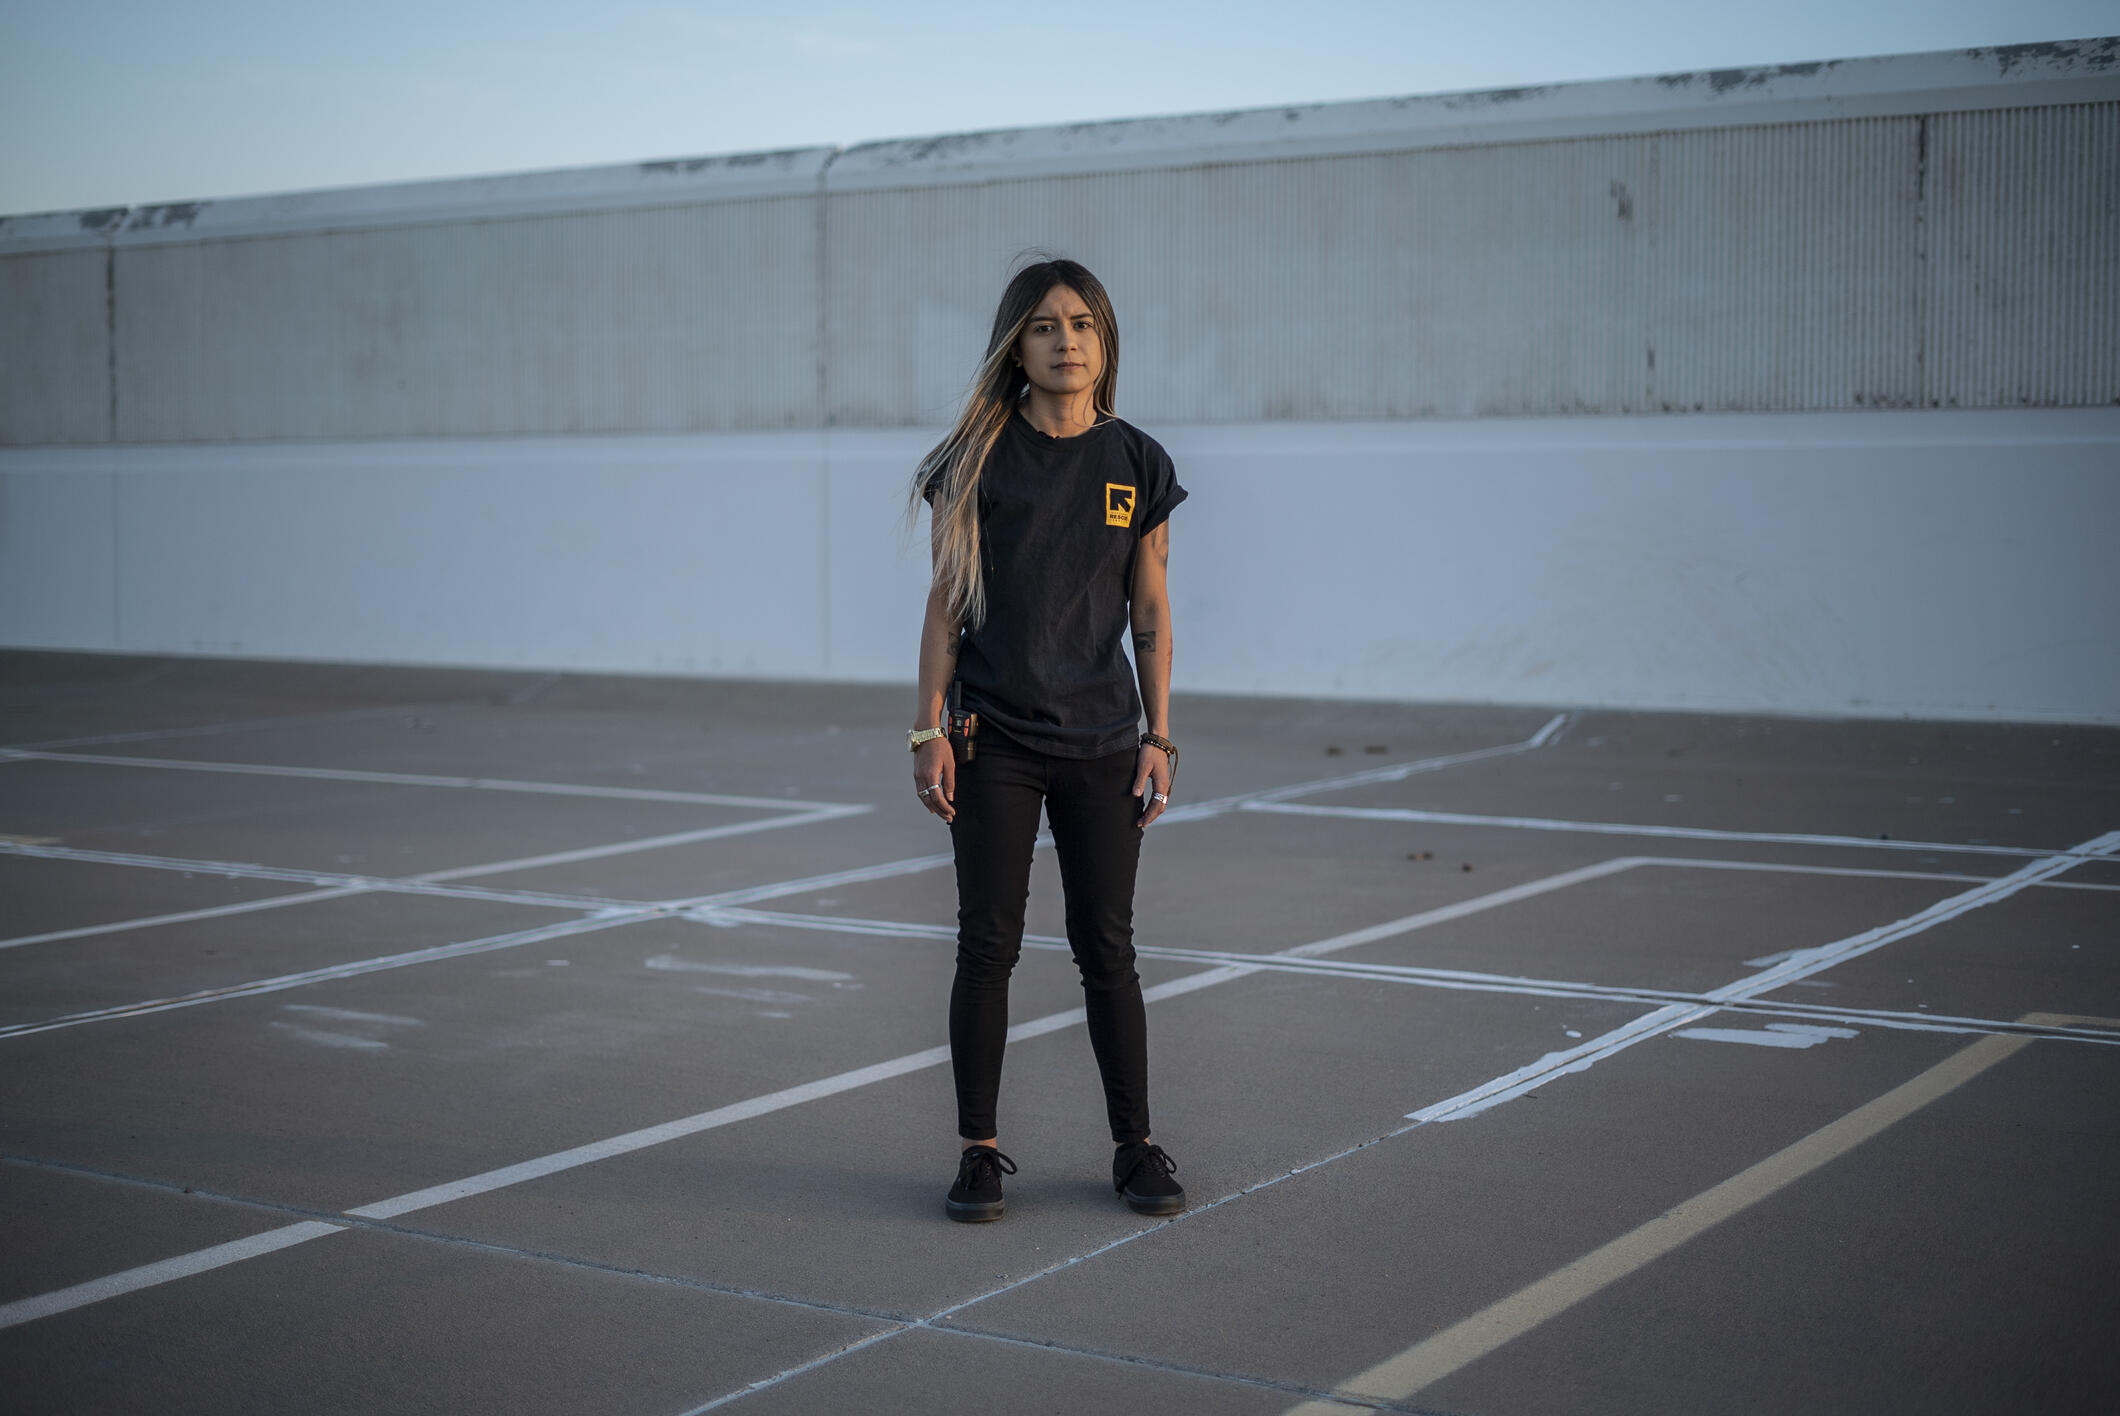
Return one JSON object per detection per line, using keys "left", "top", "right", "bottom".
{"left": 2, "top": 651, "right": 2116, "bottom": 1415}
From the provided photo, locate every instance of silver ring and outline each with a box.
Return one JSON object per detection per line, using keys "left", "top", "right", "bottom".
{"left": 918, "top": 786, "right": 936, "bottom": 797}
{"left": 1153, "top": 792, "right": 1168, "bottom": 803}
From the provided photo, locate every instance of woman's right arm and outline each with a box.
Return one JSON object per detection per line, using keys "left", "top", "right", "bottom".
{"left": 912, "top": 550, "right": 961, "bottom": 822}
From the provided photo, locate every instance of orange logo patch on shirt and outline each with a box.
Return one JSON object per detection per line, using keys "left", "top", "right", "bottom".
{"left": 1105, "top": 484, "right": 1136, "bottom": 528}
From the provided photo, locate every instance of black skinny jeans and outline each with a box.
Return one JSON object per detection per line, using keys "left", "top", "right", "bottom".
{"left": 948, "top": 730, "right": 1151, "bottom": 1144}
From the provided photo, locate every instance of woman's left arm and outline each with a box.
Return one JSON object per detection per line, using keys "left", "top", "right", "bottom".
{"left": 1130, "top": 520, "right": 1174, "bottom": 826}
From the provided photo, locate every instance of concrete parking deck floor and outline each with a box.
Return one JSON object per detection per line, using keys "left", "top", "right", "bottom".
{"left": 3, "top": 650, "right": 2116, "bottom": 1414}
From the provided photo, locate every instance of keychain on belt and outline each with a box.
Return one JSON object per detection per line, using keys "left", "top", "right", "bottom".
{"left": 946, "top": 676, "right": 979, "bottom": 764}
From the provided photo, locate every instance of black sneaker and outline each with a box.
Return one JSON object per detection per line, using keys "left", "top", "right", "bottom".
{"left": 945, "top": 1145, "right": 1016, "bottom": 1222}
{"left": 1113, "top": 1142, "right": 1185, "bottom": 1216}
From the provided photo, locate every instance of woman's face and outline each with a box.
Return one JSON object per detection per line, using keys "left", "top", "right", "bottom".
{"left": 1015, "top": 285, "right": 1103, "bottom": 399}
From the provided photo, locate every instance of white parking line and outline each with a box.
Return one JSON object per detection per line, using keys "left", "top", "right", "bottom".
{"left": 0, "top": 806, "right": 868, "bottom": 955}
{"left": 698, "top": 902, "right": 2120, "bottom": 1048}
{"left": 0, "top": 839, "right": 635, "bottom": 916}
{"left": 1164, "top": 713, "right": 1571, "bottom": 822}
{"left": 695, "top": 859, "right": 1635, "bottom": 957}
{"left": 0, "top": 840, "right": 965, "bottom": 1039}
{"left": 14, "top": 826, "right": 2108, "bottom": 1338}
{"left": 0, "top": 846, "right": 1612, "bottom": 1043}
{"left": 0, "top": 717, "right": 1583, "bottom": 1319}
{"left": 0, "top": 885, "right": 374, "bottom": 952}
{"left": 1674, "top": 1023, "right": 1860, "bottom": 1048}
{"left": 1285, "top": 1024, "right": 2052, "bottom": 1412}
{"left": 1244, "top": 800, "right": 2072, "bottom": 859}
{"left": 0, "top": 912, "right": 651, "bottom": 1041}
{"left": 0, "top": 843, "right": 1003, "bottom": 1039}
{"left": 0, "top": 715, "right": 1565, "bottom": 955}
{"left": 2, "top": 724, "right": 880, "bottom": 959}
{"left": 410, "top": 805, "right": 868, "bottom": 881}
{"left": 0, "top": 855, "right": 1601, "bottom": 1325}
{"left": 1632, "top": 854, "right": 2120, "bottom": 892}
{"left": 17, "top": 832, "right": 2100, "bottom": 965}
{"left": 1, "top": 699, "right": 479, "bottom": 752}
{"left": 666, "top": 850, "right": 959, "bottom": 909}
{"left": 0, "top": 1221, "right": 347, "bottom": 1331}
{"left": 0, "top": 962, "right": 1247, "bottom": 1331}
{"left": 659, "top": 720, "right": 1577, "bottom": 905}
{"left": 1404, "top": 829, "right": 2120, "bottom": 1123}
{"left": 2, "top": 749, "right": 865, "bottom": 813}
{"left": 674, "top": 829, "right": 2120, "bottom": 1409}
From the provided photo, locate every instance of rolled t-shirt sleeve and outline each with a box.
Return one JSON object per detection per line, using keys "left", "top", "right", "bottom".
{"left": 1136, "top": 445, "right": 1188, "bottom": 535}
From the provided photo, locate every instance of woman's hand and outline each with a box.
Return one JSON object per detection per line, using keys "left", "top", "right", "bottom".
{"left": 1132, "top": 743, "right": 1172, "bottom": 827}
{"left": 914, "top": 738, "right": 956, "bottom": 823}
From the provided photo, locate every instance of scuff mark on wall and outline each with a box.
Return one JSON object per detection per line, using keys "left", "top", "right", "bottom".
{"left": 1609, "top": 178, "right": 1634, "bottom": 222}
{"left": 125, "top": 202, "right": 204, "bottom": 231}
{"left": 77, "top": 208, "right": 127, "bottom": 233}
{"left": 1981, "top": 37, "right": 2117, "bottom": 76}
{"left": 878, "top": 134, "right": 986, "bottom": 164}
{"left": 1443, "top": 85, "right": 1555, "bottom": 110}
{"left": 1706, "top": 68, "right": 1770, "bottom": 95}
{"left": 641, "top": 157, "right": 717, "bottom": 175}
{"left": 640, "top": 148, "right": 814, "bottom": 176}
{"left": 1657, "top": 59, "right": 1838, "bottom": 92}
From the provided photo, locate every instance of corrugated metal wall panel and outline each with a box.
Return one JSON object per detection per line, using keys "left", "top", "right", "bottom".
{"left": 1925, "top": 103, "right": 2120, "bottom": 409}
{"left": 0, "top": 250, "right": 112, "bottom": 444}
{"left": 115, "top": 198, "right": 820, "bottom": 441}
{"left": 13, "top": 97, "right": 2114, "bottom": 444}
{"left": 827, "top": 136, "right": 1655, "bottom": 425}
{"left": 1644, "top": 118, "right": 1924, "bottom": 412}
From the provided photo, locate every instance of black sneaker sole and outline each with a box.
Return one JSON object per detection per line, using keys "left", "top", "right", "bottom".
{"left": 1122, "top": 1190, "right": 1185, "bottom": 1216}
{"left": 945, "top": 1196, "right": 1005, "bottom": 1222}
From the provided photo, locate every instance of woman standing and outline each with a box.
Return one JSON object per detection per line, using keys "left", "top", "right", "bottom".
{"left": 909, "top": 258, "right": 1187, "bottom": 1223}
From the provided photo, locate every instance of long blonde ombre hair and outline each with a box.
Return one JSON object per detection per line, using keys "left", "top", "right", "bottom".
{"left": 909, "top": 258, "right": 1120, "bottom": 629}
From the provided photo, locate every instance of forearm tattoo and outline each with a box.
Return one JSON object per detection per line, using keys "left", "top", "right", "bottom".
{"left": 945, "top": 636, "right": 959, "bottom": 657}
{"left": 1133, "top": 630, "right": 1157, "bottom": 655}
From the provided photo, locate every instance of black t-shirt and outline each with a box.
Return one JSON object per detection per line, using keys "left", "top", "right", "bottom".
{"left": 926, "top": 412, "right": 1187, "bottom": 758}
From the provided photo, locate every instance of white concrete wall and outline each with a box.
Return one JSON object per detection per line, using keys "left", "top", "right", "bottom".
{"left": 5, "top": 407, "right": 2114, "bottom": 721}
{"left": 4, "top": 41, "right": 2116, "bottom": 721}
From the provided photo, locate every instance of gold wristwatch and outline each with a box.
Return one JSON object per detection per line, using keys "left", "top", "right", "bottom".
{"left": 908, "top": 725, "right": 946, "bottom": 751}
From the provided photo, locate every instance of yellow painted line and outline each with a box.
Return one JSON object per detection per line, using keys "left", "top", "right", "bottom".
{"left": 1287, "top": 1014, "right": 2111, "bottom": 1413}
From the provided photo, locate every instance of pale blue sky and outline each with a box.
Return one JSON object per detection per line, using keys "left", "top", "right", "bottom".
{"left": 1, "top": 0, "right": 2110, "bottom": 214}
